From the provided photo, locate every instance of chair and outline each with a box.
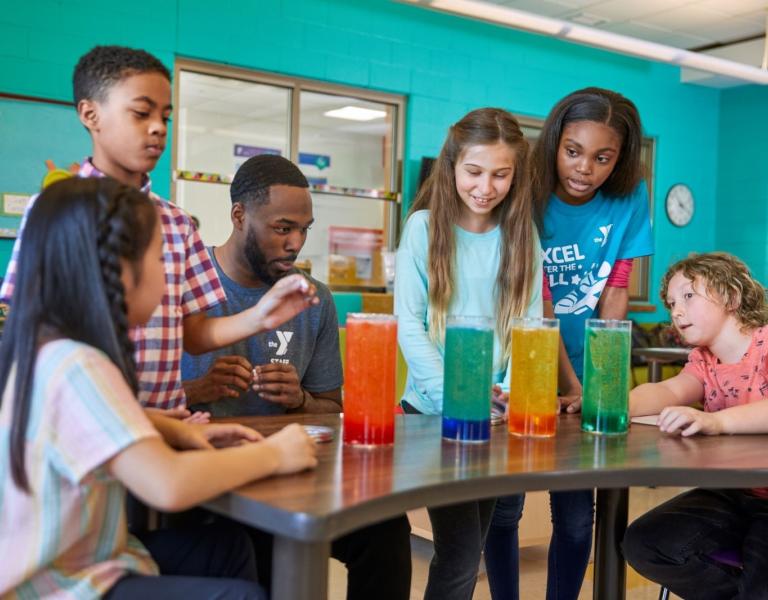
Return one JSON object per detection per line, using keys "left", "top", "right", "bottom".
{"left": 658, "top": 549, "right": 741, "bottom": 600}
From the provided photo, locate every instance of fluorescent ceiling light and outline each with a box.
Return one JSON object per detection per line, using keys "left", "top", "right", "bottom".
{"left": 398, "top": 0, "right": 768, "bottom": 85}
{"left": 324, "top": 106, "right": 387, "bottom": 121}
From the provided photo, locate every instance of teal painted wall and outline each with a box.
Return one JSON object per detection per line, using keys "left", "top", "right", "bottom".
{"left": 716, "top": 85, "right": 768, "bottom": 284}
{"left": 0, "top": 0, "right": 730, "bottom": 320}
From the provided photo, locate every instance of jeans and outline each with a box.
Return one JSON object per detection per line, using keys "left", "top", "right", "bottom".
{"left": 401, "top": 399, "right": 496, "bottom": 600}
{"left": 484, "top": 490, "right": 595, "bottom": 600}
{"left": 107, "top": 522, "right": 265, "bottom": 599}
{"left": 623, "top": 488, "right": 768, "bottom": 600}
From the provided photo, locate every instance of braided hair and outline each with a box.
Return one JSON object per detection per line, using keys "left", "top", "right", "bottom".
{"left": 0, "top": 177, "right": 157, "bottom": 491}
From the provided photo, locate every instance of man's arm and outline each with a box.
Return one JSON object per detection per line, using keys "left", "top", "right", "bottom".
{"left": 293, "top": 387, "right": 342, "bottom": 414}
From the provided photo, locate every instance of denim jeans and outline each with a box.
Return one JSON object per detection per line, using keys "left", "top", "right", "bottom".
{"left": 623, "top": 488, "right": 768, "bottom": 600}
{"left": 484, "top": 490, "right": 595, "bottom": 600}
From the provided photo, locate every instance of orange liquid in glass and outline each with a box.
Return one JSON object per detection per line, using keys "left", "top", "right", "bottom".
{"left": 344, "top": 316, "right": 397, "bottom": 446}
{"left": 508, "top": 326, "right": 559, "bottom": 438}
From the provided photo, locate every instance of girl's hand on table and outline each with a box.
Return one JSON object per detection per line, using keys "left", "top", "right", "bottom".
{"left": 145, "top": 406, "right": 211, "bottom": 424}
{"left": 559, "top": 393, "right": 582, "bottom": 414}
{"left": 264, "top": 424, "right": 318, "bottom": 474}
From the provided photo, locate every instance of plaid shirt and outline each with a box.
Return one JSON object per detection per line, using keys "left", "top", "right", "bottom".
{"left": 0, "top": 160, "right": 225, "bottom": 408}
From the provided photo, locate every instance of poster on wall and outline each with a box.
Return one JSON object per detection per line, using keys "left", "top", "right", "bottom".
{"left": 234, "top": 144, "right": 281, "bottom": 172}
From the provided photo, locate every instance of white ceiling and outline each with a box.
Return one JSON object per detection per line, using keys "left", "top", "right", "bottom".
{"left": 486, "top": 0, "right": 767, "bottom": 53}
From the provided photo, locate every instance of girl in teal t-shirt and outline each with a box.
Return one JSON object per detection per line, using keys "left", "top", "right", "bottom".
{"left": 485, "top": 88, "right": 653, "bottom": 600}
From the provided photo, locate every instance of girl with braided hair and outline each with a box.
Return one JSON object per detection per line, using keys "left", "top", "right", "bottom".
{"left": 0, "top": 177, "right": 318, "bottom": 599}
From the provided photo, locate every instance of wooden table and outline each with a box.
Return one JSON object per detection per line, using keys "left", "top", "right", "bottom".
{"left": 205, "top": 413, "right": 768, "bottom": 600}
{"left": 632, "top": 347, "right": 691, "bottom": 383}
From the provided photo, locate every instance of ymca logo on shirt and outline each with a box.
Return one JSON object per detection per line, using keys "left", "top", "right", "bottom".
{"left": 267, "top": 331, "right": 294, "bottom": 357}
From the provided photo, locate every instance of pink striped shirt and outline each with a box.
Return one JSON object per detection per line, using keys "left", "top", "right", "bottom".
{"left": 0, "top": 160, "right": 226, "bottom": 408}
{"left": 0, "top": 340, "right": 160, "bottom": 598}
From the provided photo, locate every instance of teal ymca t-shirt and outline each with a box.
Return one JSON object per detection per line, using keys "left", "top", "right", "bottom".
{"left": 541, "top": 182, "right": 654, "bottom": 379}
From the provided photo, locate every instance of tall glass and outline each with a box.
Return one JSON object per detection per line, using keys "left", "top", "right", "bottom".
{"left": 508, "top": 318, "right": 559, "bottom": 437}
{"left": 581, "top": 319, "right": 632, "bottom": 435}
{"left": 344, "top": 313, "right": 397, "bottom": 446}
{"left": 442, "top": 316, "right": 494, "bottom": 443}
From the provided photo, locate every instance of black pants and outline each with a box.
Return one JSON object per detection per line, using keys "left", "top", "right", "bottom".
{"left": 107, "top": 522, "right": 265, "bottom": 599}
{"left": 246, "top": 514, "right": 413, "bottom": 600}
{"left": 401, "top": 399, "right": 496, "bottom": 600}
{"left": 623, "top": 488, "right": 768, "bottom": 600}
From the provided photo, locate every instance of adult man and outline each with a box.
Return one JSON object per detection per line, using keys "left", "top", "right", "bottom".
{"left": 181, "top": 154, "right": 411, "bottom": 600}
{"left": 182, "top": 154, "right": 342, "bottom": 415}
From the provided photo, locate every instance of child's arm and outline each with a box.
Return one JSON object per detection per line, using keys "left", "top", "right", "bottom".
{"left": 543, "top": 300, "right": 583, "bottom": 413}
{"left": 597, "top": 285, "right": 629, "bottom": 320}
{"left": 629, "top": 372, "right": 703, "bottom": 416}
{"left": 144, "top": 411, "right": 262, "bottom": 449}
{"left": 109, "top": 422, "right": 317, "bottom": 512}
{"left": 183, "top": 274, "right": 318, "bottom": 355}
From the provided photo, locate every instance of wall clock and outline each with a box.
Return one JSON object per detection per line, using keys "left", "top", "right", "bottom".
{"left": 665, "top": 183, "right": 694, "bottom": 227}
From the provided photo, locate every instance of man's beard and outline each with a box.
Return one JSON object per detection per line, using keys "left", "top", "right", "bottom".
{"left": 244, "top": 227, "right": 297, "bottom": 285}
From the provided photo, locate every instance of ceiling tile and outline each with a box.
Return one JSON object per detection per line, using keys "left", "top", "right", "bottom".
{"left": 641, "top": 4, "right": 732, "bottom": 29}
{"left": 684, "top": 17, "right": 765, "bottom": 42}
{"left": 697, "top": 0, "right": 768, "bottom": 18}
{"left": 601, "top": 20, "right": 713, "bottom": 46}
{"left": 566, "top": 0, "right": 697, "bottom": 22}
{"left": 503, "top": 0, "right": 577, "bottom": 17}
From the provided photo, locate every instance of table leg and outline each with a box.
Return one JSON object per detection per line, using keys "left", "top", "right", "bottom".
{"left": 271, "top": 535, "right": 331, "bottom": 600}
{"left": 648, "top": 360, "right": 662, "bottom": 383}
{"left": 593, "top": 488, "right": 628, "bottom": 600}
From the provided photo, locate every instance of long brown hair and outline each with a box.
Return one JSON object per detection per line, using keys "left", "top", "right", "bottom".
{"left": 408, "top": 108, "right": 536, "bottom": 354}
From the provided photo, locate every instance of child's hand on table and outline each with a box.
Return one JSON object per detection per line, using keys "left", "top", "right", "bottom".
{"left": 264, "top": 424, "right": 318, "bottom": 474}
{"left": 658, "top": 406, "right": 723, "bottom": 437}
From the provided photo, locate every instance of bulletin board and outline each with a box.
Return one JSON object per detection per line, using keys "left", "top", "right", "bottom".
{"left": 0, "top": 95, "right": 90, "bottom": 272}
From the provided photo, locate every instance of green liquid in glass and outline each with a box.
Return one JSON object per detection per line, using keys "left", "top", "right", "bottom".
{"left": 443, "top": 324, "right": 494, "bottom": 422}
{"left": 582, "top": 327, "right": 630, "bottom": 435}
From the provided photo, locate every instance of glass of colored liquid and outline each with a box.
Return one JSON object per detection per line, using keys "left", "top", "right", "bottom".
{"left": 581, "top": 319, "right": 632, "bottom": 435}
{"left": 442, "top": 316, "right": 494, "bottom": 443}
{"left": 508, "top": 318, "right": 559, "bottom": 438}
{"left": 343, "top": 313, "right": 397, "bottom": 446}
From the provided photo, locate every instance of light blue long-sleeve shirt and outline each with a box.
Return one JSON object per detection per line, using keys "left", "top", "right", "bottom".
{"left": 394, "top": 210, "right": 543, "bottom": 415}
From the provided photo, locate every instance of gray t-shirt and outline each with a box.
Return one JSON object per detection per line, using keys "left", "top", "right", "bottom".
{"left": 181, "top": 248, "right": 343, "bottom": 416}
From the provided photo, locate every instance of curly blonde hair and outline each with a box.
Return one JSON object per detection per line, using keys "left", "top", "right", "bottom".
{"left": 660, "top": 252, "right": 768, "bottom": 330}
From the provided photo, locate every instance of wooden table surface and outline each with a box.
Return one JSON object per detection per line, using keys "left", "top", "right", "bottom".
{"left": 206, "top": 413, "right": 768, "bottom": 599}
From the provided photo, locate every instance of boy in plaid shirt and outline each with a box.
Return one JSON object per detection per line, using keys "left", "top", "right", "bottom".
{"left": 0, "top": 46, "right": 312, "bottom": 413}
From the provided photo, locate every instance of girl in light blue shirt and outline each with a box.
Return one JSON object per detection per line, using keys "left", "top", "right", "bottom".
{"left": 395, "top": 108, "right": 542, "bottom": 600}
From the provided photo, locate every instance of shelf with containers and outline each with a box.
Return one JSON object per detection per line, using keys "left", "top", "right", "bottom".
{"left": 171, "top": 60, "right": 404, "bottom": 293}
